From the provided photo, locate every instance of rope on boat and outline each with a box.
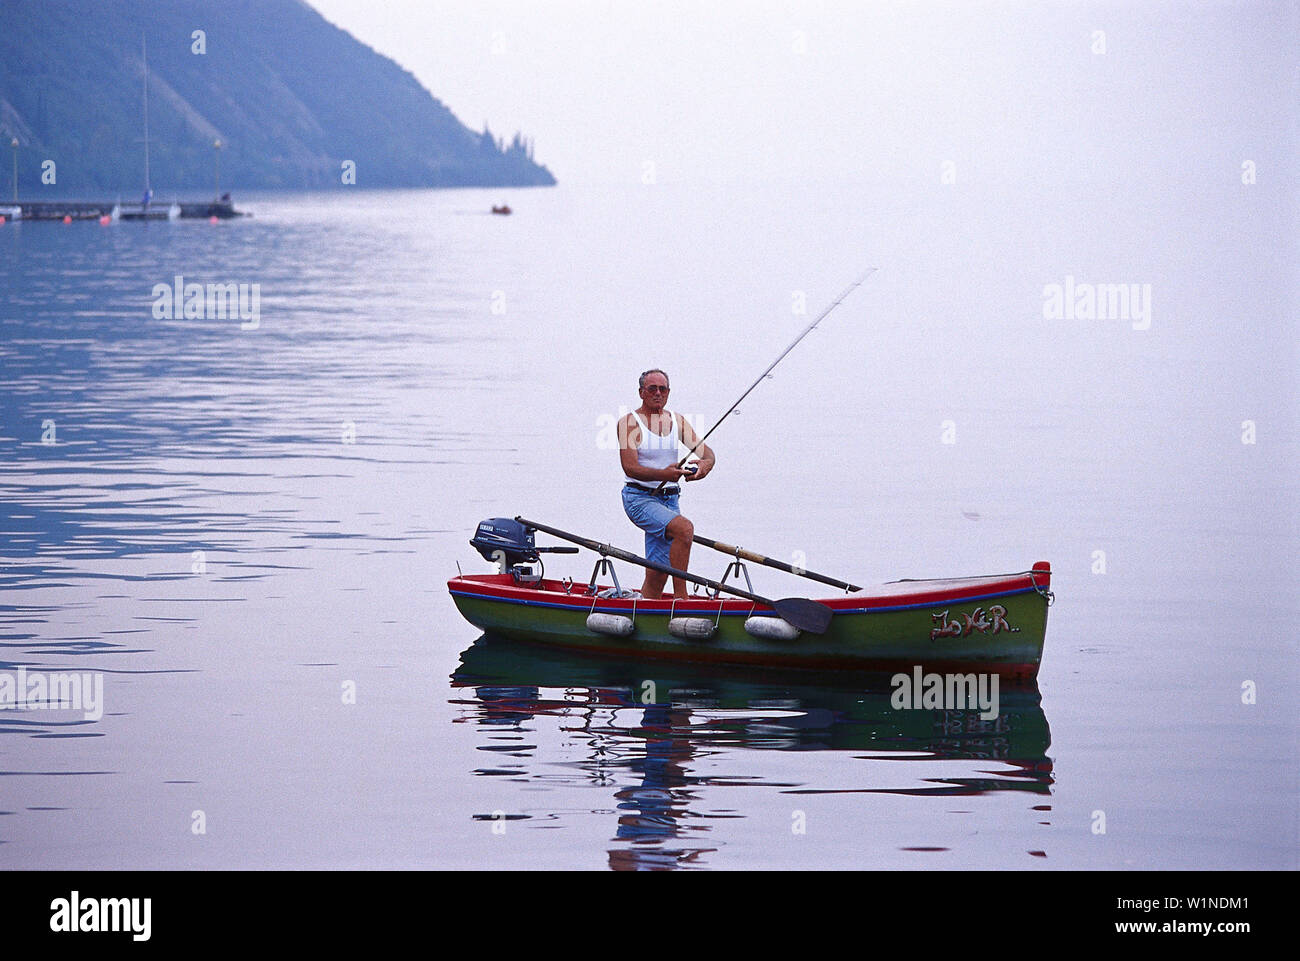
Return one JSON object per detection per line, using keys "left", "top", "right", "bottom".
{"left": 741, "top": 602, "right": 755, "bottom": 628}
{"left": 1026, "top": 569, "right": 1056, "bottom": 606}
{"left": 588, "top": 582, "right": 640, "bottom": 624}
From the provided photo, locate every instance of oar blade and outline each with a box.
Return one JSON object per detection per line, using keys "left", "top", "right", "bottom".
{"left": 773, "top": 598, "right": 833, "bottom": 635}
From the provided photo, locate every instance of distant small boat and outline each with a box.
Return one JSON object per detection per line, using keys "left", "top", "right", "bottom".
{"left": 118, "top": 200, "right": 181, "bottom": 221}
{"left": 491, "top": 204, "right": 512, "bottom": 215}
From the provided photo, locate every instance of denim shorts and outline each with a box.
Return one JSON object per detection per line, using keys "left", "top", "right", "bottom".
{"left": 621, "top": 486, "right": 681, "bottom": 568}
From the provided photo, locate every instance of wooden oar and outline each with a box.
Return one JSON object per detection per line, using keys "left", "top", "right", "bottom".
{"left": 692, "top": 534, "right": 862, "bottom": 592}
{"left": 515, "top": 517, "right": 833, "bottom": 634}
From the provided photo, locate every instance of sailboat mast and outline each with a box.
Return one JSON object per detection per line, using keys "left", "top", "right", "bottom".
{"left": 142, "top": 35, "right": 150, "bottom": 195}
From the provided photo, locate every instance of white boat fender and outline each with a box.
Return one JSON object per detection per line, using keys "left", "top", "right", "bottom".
{"left": 668, "top": 617, "right": 716, "bottom": 640}
{"left": 744, "top": 616, "right": 801, "bottom": 641}
{"left": 586, "top": 612, "right": 635, "bottom": 637}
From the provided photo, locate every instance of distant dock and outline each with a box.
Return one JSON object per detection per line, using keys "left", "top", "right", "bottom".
{"left": 0, "top": 199, "right": 247, "bottom": 222}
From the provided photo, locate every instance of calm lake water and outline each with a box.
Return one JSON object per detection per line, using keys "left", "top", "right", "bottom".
{"left": 1, "top": 182, "right": 1295, "bottom": 869}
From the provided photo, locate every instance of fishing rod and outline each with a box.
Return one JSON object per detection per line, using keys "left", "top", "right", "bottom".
{"left": 656, "top": 266, "right": 879, "bottom": 491}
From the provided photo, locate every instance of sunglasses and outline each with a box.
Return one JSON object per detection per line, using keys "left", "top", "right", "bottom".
{"left": 642, "top": 385, "right": 670, "bottom": 393}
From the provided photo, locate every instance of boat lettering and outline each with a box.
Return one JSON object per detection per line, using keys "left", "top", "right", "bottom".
{"left": 930, "top": 604, "right": 1020, "bottom": 641}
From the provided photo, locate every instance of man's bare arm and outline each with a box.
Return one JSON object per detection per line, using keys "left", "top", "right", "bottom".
{"left": 679, "top": 416, "right": 715, "bottom": 480}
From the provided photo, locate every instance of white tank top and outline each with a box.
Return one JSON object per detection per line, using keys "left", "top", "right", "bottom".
{"left": 624, "top": 410, "right": 682, "bottom": 486}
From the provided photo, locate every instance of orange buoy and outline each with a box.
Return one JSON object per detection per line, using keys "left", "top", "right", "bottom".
{"left": 0, "top": 215, "right": 6, "bottom": 225}
{"left": 62, "top": 214, "right": 72, "bottom": 223}
{"left": 209, "top": 215, "right": 219, "bottom": 224}
{"left": 99, "top": 215, "right": 112, "bottom": 225}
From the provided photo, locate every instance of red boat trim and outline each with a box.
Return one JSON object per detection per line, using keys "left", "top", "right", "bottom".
{"left": 447, "top": 571, "right": 1047, "bottom": 616}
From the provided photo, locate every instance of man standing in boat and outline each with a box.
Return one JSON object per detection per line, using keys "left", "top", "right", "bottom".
{"left": 618, "top": 369, "right": 715, "bottom": 599}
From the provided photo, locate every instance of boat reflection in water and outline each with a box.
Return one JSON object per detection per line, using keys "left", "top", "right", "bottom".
{"left": 451, "top": 633, "right": 1053, "bottom": 870}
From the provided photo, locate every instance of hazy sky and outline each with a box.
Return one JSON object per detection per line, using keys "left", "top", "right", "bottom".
{"left": 307, "top": 0, "right": 1296, "bottom": 187}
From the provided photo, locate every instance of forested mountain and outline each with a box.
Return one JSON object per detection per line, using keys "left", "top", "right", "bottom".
{"left": 0, "top": 0, "right": 555, "bottom": 195}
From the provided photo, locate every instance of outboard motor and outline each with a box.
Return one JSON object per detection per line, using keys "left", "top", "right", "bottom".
{"left": 470, "top": 517, "right": 578, "bottom": 584}
{"left": 471, "top": 518, "right": 539, "bottom": 567}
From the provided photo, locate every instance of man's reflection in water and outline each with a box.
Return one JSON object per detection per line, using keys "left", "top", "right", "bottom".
{"left": 607, "top": 702, "right": 715, "bottom": 870}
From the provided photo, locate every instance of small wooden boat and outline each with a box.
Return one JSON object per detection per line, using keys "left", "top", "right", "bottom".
{"left": 448, "top": 518, "right": 1054, "bottom": 679}
{"left": 491, "top": 204, "right": 512, "bottom": 215}
{"left": 117, "top": 200, "right": 181, "bottom": 221}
